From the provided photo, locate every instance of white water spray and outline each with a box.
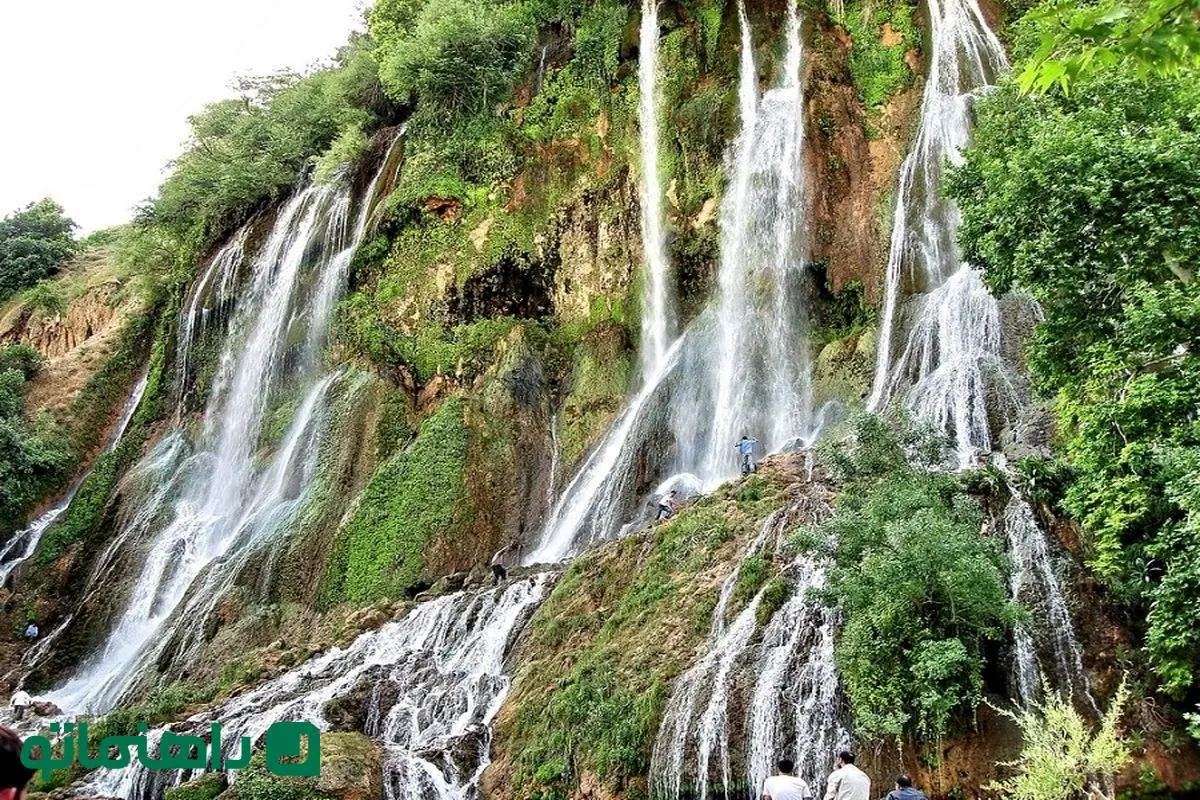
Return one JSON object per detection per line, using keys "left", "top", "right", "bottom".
{"left": 638, "top": 0, "right": 675, "bottom": 378}
{"left": 867, "top": 0, "right": 1012, "bottom": 465}
{"left": 44, "top": 136, "right": 404, "bottom": 714}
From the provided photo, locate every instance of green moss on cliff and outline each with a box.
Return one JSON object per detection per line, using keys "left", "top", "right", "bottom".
{"left": 320, "top": 396, "right": 470, "bottom": 606}
{"left": 844, "top": 0, "right": 919, "bottom": 112}
{"left": 498, "top": 473, "right": 786, "bottom": 799}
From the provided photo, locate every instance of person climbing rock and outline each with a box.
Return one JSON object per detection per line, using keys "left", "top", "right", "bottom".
{"left": 490, "top": 539, "right": 517, "bottom": 586}
{"left": 0, "top": 725, "right": 35, "bottom": 800}
{"left": 886, "top": 775, "right": 926, "bottom": 800}
{"left": 21, "top": 622, "right": 37, "bottom": 643}
{"left": 656, "top": 490, "right": 680, "bottom": 522}
{"left": 7, "top": 691, "right": 30, "bottom": 723}
{"left": 736, "top": 435, "right": 758, "bottom": 475}
{"left": 823, "top": 751, "right": 869, "bottom": 800}
{"left": 762, "top": 758, "right": 812, "bottom": 800}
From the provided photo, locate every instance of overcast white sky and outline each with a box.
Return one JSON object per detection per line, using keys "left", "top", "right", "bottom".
{"left": 0, "top": 0, "right": 365, "bottom": 234}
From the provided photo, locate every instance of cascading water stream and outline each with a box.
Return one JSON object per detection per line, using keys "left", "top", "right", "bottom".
{"left": 0, "top": 367, "right": 151, "bottom": 587}
{"left": 43, "top": 136, "right": 404, "bottom": 715}
{"left": 651, "top": 491, "right": 848, "bottom": 800}
{"left": 527, "top": 0, "right": 816, "bottom": 563}
{"left": 81, "top": 576, "right": 552, "bottom": 800}
{"left": 638, "top": 0, "right": 675, "bottom": 378}
{"left": 866, "top": 0, "right": 1012, "bottom": 465}
{"left": 670, "top": 0, "right": 812, "bottom": 488}
{"left": 1001, "top": 487, "right": 1097, "bottom": 711}
{"left": 863, "top": 0, "right": 1096, "bottom": 714}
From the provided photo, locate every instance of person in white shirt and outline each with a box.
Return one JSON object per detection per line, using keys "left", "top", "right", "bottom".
{"left": 763, "top": 759, "right": 812, "bottom": 800}
{"left": 8, "top": 692, "right": 31, "bottom": 722}
{"left": 824, "top": 751, "right": 870, "bottom": 800}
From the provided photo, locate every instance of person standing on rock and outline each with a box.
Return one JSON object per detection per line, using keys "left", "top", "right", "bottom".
{"left": 0, "top": 725, "right": 35, "bottom": 800}
{"left": 7, "top": 692, "right": 30, "bottom": 722}
{"left": 886, "top": 775, "right": 926, "bottom": 800}
{"left": 737, "top": 435, "right": 759, "bottom": 475}
{"left": 21, "top": 623, "right": 36, "bottom": 643}
{"left": 823, "top": 751, "right": 870, "bottom": 800}
{"left": 763, "top": 758, "right": 812, "bottom": 800}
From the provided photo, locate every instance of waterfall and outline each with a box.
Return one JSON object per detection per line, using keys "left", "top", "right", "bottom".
{"left": 527, "top": 0, "right": 816, "bottom": 563}
{"left": 1001, "top": 488, "right": 1097, "bottom": 711}
{"left": 0, "top": 366, "right": 151, "bottom": 586}
{"left": 81, "top": 575, "right": 552, "bottom": 800}
{"left": 638, "top": 0, "right": 675, "bottom": 378}
{"left": 651, "top": 499, "right": 848, "bottom": 800}
{"left": 670, "top": 0, "right": 812, "bottom": 488}
{"left": 42, "top": 135, "right": 404, "bottom": 715}
{"left": 866, "top": 0, "right": 1012, "bottom": 465}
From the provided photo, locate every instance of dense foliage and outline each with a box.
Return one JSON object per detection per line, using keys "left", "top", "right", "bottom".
{"left": 0, "top": 199, "right": 77, "bottom": 299}
{"left": 1017, "top": 0, "right": 1200, "bottom": 93}
{"left": 153, "top": 38, "right": 382, "bottom": 245}
{"left": 320, "top": 395, "right": 470, "bottom": 605}
{"left": 951, "top": 53, "right": 1200, "bottom": 696}
{"left": 810, "top": 414, "right": 1018, "bottom": 740}
{"left": 0, "top": 344, "right": 69, "bottom": 532}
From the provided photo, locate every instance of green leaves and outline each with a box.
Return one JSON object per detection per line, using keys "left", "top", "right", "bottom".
{"left": 814, "top": 415, "right": 1018, "bottom": 740}
{"left": 953, "top": 56, "right": 1200, "bottom": 695}
{"left": 0, "top": 198, "right": 77, "bottom": 300}
{"left": 1017, "top": 0, "right": 1200, "bottom": 94}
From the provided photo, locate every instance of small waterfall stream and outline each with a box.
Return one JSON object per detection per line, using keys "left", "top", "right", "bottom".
{"left": 0, "top": 366, "right": 151, "bottom": 586}
{"left": 866, "top": 0, "right": 1012, "bottom": 466}
{"left": 638, "top": 0, "right": 675, "bottom": 378}
{"left": 651, "top": 493, "right": 848, "bottom": 800}
{"left": 41, "top": 135, "right": 404, "bottom": 715}
{"left": 82, "top": 575, "right": 552, "bottom": 800}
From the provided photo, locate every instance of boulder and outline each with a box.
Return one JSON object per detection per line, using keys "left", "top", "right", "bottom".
{"left": 315, "top": 732, "right": 383, "bottom": 800}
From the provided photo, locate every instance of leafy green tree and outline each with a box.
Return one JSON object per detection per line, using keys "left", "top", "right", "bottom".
{"left": 0, "top": 199, "right": 78, "bottom": 299}
{"left": 950, "top": 65, "right": 1200, "bottom": 695}
{"left": 371, "top": 0, "right": 533, "bottom": 120}
{"left": 991, "top": 680, "right": 1132, "bottom": 800}
{"left": 153, "top": 37, "right": 380, "bottom": 243}
{"left": 808, "top": 415, "right": 1019, "bottom": 740}
{"left": 0, "top": 345, "right": 69, "bottom": 530}
{"left": 1018, "top": 0, "right": 1200, "bottom": 93}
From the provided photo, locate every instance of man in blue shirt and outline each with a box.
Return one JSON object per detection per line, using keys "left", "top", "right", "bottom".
{"left": 737, "top": 435, "right": 758, "bottom": 475}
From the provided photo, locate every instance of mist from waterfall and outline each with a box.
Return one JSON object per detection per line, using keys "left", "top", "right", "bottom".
{"left": 866, "top": 0, "right": 1012, "bottom": 465}
{"left": 42, "top": 136, "right": 403, "bottom": 715}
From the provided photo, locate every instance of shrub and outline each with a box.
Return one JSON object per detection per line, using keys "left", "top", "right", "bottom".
{"left": 0, "top": 198, "right": 77, "bottom": 299}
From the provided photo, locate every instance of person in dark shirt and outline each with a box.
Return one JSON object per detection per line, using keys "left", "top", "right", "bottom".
{"left": 886, "top": 775, "right": 926, "bottom": 800}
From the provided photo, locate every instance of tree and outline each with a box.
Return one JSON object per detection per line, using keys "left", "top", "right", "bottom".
{"left": 950, "top": 65, "right": 1200, "bottom": 696}
{"left": 807, "top": 415, "right": 1019, "bottom": 740}
{"left": 0, "top": 199, "right": 77, "bottom": 299}
{"left": 1018, "top": 0, "right": 1200, "bottom": 94}
{"left": 371, "top": 0, "right": 533, "bottom": 120}
{"left": 991, "top": 681, "right": 1132, "bottom": 800}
